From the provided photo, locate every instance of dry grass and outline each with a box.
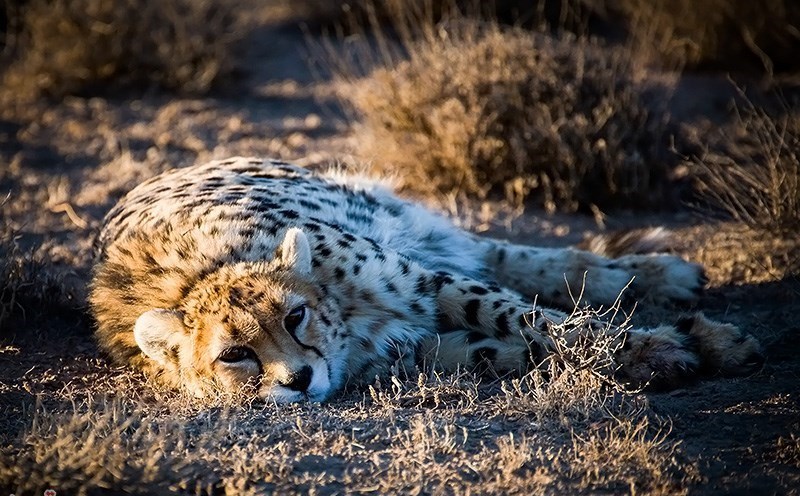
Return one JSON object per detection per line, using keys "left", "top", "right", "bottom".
{"left": 1, "top": 0, "right": 243, "bottom": 101}
{"left": 0, "top": 305, "right": 694, "bottom": 494}
{"left": 772, "top": 434, "right": 800, "bottom": 469}
{"left": 333, "top": 12, "right": 675, "bottom": 212}
{"left": 689, "top": 97, "right": 800, "bottom": 236}
{"left": 0, "top": 372, "right": 689, "bottom": 495}
{"left": 569, "top": 417, "right": 691, "bottom": 495}
{"left": 0, "top": 201, "right": 70, "bottom": 329}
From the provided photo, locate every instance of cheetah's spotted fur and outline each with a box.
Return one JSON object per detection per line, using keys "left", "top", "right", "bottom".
{"left": 90, "top": 157, "right": 764, "bottom": 402}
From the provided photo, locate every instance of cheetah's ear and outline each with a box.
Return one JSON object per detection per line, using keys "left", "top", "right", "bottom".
{"left": 134, "top": 309, "right": 186, "bottom": 368}
{"left": 277, "top": 228, "right": 312, "bottom": 275}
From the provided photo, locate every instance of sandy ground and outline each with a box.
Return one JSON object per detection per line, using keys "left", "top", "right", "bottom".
{"left": 1, "top": 13, "right": 799, "bottom": 496}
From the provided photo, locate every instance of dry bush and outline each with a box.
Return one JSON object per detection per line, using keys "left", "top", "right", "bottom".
{"left": 1, "top": 0, "right": 242, "bottom": 100}
{"left": 690, "top": 99, "right": 800, "bottom": 236}
{"left": 588, "top": 0, "right": 800, "bottom": 74}
{"left": 335, "top": 16, "right": 675, "bottom": 212}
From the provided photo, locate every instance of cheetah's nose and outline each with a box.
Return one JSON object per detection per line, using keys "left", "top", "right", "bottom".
{"left": 282, "top": 365, "right": 313, "bottom": 392}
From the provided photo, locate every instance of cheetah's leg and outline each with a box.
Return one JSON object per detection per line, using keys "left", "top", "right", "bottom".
{"left": 427, "top": 273, "right": 763, "bottom": 388}
{"left": 299, "top": 223, "right": 760, "bottom": 389}
{"left": 475, "top": 238, "right": 707, "bottom": 309}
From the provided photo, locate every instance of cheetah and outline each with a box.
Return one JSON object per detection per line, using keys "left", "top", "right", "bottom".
{"left": 90, "top": 157, "right": 764, "bottom": 402}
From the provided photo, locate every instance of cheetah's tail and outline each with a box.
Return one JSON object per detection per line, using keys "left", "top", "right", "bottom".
{"left": 577, "top": 227, "right": 676, "bottom": 258}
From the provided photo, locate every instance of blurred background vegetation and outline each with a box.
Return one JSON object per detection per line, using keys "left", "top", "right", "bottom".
{"left": 0, "top": 0, "right": 798, "bottom": 224}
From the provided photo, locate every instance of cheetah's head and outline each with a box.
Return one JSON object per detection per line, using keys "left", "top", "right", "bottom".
{"left": 132, "top": 228, "right": 348, "bottom": 403}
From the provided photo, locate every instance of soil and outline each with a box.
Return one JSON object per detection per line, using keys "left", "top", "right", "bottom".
{"left": 1, "top": 11, "right": 798, "bottom": 496}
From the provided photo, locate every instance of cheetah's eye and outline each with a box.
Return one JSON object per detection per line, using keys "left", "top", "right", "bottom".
{"left": 283, "top": 305, "right": 306, "bottom": 335}
{"left": 218, "top": 346, "right": 257, "bottom": 364}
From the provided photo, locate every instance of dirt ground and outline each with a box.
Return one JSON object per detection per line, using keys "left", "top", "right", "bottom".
{"left": 1, "top": 11, "right": 799, "bottom": 496}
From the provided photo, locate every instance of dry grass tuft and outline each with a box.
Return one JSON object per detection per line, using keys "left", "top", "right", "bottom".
{"left": 1, "top": 399, "right": 190, "bottom": 495}
{"left": 0, "top": 203, "right": 70, "bottom": 328}
{"left": 690, "top": 98, "right": 800, "bottom": 236}
{"left": 569, "top": 417, "right": 692, "bottom": 495}
{"left": 334, "top": 15, "right": 675, "bottom": 212}
{"left": 1, "top": 0, "right": 243, "bottom": 101}
{"left": 772, "top": 434, "right": 800, "bottom": 469}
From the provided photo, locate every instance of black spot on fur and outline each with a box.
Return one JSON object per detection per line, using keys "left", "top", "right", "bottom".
{"left": 103, "top": 264, "right": 134, "bottom": 289}
{"left": 432, "top": 271, "right": 455, "bottom": 290}
{"left": 466, "top": 331, "right": 486, "bottom": 344}
{"left": 319, "top": 313, "right": 332, "bottom": 326}
{"left": 416, "top": 275, "right": 428, "bottom": 294}
{"left": 494, "top": 312, "right": 511, "bottom": 337}
{"left": 297, "top": 199, "right": 321, "bottom": 211}
{"left": 121, "top": 293, "right": 139, "bottom": 304}
{"left": 464, "top": 299, "right": 481, "bottom": 326}
{"left": 334, "top": 267, "right": 345, "bottom": 280}
{"left": 359, "top": 337, "right": 374, "bottom": 352}
{"left": 469, "top": 285, "right": 488, "bottom": 295}
{"left": 278, "top": 209, "right": 300, "bottom": 219}
{"left": 167, "top": 345, "right": 180, "bottom": 364}
{"left": 399, "top": 260, "right": 410, "bottom": 275}
{"left": 409, "top": 302, "right": 426, "bottom": 315}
